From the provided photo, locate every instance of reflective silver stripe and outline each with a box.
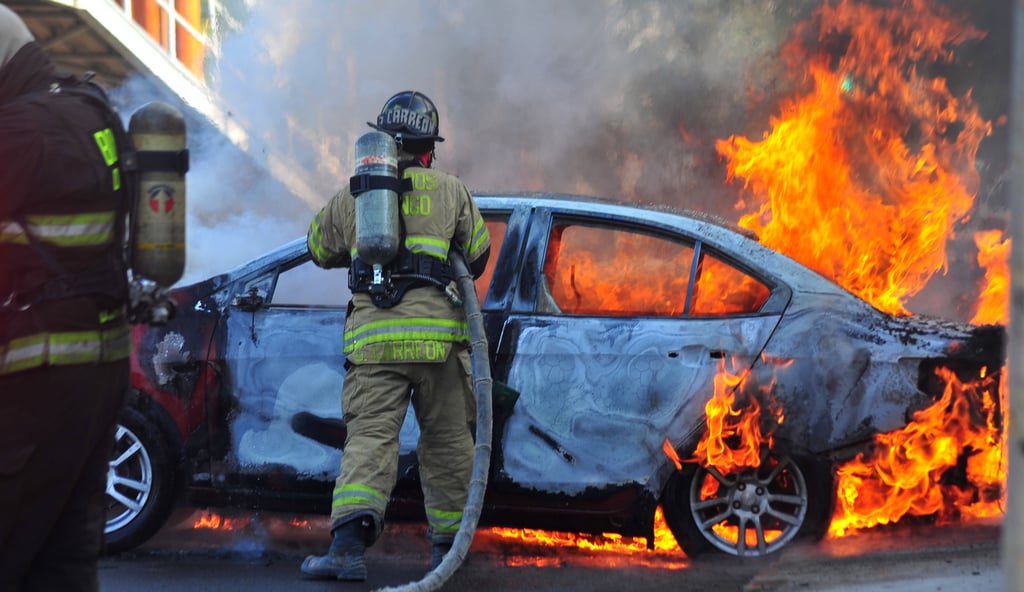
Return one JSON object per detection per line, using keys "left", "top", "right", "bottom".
{"left": 425, "top": 507, "right": 463, "bottom": 535}
{"left": 0, "top": 324, "right": 131, "bottom": 375}
{"left": 466, "top": 217, "right": 488, "bottom": 257}
{"left": 0, "top": 213, "right": 116, "bottom": 247}
{"left": 405, "top": 235, "right": 449, "bottom": 259}
{"left": 343, "top": 318, "right": 469, "bottom": 352}
{"left": 331, "top": 484, "right": 388, "bottom": 514}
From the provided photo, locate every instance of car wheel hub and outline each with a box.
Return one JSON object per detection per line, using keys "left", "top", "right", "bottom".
{"left": 105, "top": 423, "right": 155, "bottom": 534}
{"left": 689, "top": 455, "right": 810, "bottom": 557}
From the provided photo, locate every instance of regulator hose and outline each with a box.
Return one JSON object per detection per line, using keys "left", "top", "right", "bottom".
{"left": 374, "top": 250, "right": 493, "bottom": 592}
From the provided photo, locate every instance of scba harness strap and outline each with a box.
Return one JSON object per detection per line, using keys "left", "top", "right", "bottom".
{"left": 348, "top": 249, "right": 456, "bottom": 309}
{"left": 347, "top": 160, "right": 455, "bottom": 309}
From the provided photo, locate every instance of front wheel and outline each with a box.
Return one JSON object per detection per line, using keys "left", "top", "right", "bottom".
{"left": 103, "top": 406, "right": 178, "bottom": 554}
{"left": 662, "top": 453, "right": 834, "bottom": 558}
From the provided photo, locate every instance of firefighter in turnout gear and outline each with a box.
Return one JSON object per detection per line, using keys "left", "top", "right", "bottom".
{"left": 0, "top": 6, "right": 186, "bottom": 590}
{"left": 302, "top": 91, "right": 490, "bottom": 581}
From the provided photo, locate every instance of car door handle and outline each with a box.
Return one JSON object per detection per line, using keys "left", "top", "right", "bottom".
{"left": 709, "top": 350, "right": 725, "bottom": 359}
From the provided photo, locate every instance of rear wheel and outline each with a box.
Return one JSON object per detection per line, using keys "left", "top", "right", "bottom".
{"left": 662, "top": 453, "right": 833, "bottom": 558}
{"left": 104, "top": 406, "right": 178, "bottom": 554}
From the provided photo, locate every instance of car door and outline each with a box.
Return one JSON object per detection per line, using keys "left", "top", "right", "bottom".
{"left": 492, "top": 207, "right": 788, "bottom": 496}
{"left": 211, "top": 247, "right": 421, "bottom": 495}
{"left": 212, "top": 248, "right": 351, "bottom": 493}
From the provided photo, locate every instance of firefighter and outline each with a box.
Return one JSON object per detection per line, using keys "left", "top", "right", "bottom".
{"left": 0, "top": 6, "right": 131, "bottom": 590}
{"left": 302, "top": 90, "right": 490, "bottom": 580}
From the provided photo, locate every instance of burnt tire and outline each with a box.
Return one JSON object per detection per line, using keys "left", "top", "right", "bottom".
{"left": 662, "top": 453, "right": 834, "bottom": 558}
{"left": 103, "top": 406, "right": 178, "bottom": 554}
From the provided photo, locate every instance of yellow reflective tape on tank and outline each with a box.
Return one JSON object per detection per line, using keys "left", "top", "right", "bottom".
{"left": 332, "top": 484, "right": 387, "bottom": 513}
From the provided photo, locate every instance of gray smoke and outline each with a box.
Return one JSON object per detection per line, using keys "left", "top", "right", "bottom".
{"left": 122, "top": 0, "right": 1010, "bottom": 319}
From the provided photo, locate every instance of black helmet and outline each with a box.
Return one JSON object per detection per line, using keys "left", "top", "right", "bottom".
{"left": 367, "top": 90, "right": 445, "bottom": 143}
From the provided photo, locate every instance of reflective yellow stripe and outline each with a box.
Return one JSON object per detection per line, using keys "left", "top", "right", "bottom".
{"left": 308, "top": 209, "right": 345, "bottom": 266}
{"left": 405, "top": 235, "right": 449, "bottom": 259}
{"left": 0, "top": 324, "right": 131, "bottom": 375}
{"left": 93, "top": 128, "right": 118, "bottom": 166}
{"left": 0, "top": 213, "right": 116, "bottom": 247}
{"left": 425, "top": 507, "right": 463, "bottom": 535}
{"left": 93, "top": 128, "right": 122, "bottom": 191}
{"left": 466, "top": 217, "right": 489, "bottom": 257}
{"left": 331, "top": 484, "right": 387, "bottom": 514}
{"left": 343, "top": 318, "right": 469, "bottom": 352}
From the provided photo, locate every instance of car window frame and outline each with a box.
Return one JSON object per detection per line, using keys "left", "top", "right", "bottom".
{"left": 513, "top": 206, "right": 787, "bottom": 319}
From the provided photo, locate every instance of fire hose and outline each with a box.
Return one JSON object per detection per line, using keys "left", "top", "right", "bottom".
{"left": 373, "top": 250, "right": 493, "bottom": 592}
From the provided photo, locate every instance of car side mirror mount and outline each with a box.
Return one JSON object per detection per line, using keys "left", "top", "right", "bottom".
{"left": 232, "top": 286, "right": 265, "bottom": 312}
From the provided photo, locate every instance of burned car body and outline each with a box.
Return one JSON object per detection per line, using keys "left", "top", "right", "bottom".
{"left": 104, "top": 193, "right": 1004, "bottom": 557}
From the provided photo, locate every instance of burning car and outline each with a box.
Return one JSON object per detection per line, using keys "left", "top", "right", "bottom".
{"left": 104, "top": 193, "right": 1004, "bottom": 558}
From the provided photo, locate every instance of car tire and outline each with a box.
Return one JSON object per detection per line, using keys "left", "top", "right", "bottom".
{"left": 662, "top": 453, "right": 834, "bottom": 558}
{"left": 103, "top": 405, "right": 178, "bottom": 554}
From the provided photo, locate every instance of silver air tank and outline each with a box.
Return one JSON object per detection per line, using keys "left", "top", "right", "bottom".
{"left": 354, "top": 131, "right": 400, "bottom": 265}
{"left": 129, "top": 101, "right": 187, "bottom": 288}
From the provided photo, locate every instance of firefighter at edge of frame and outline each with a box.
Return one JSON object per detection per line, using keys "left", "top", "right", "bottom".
{"left": 302, "top": 90, "right": 491, "bottom": 581}
{"left": 0, "top": 5, "right": 137, "bottom": 591}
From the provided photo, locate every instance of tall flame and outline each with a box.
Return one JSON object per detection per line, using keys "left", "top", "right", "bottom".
{"left": 715, "top": 0, "right": 1007, "bottom": 540}
{"left": 716, "top": 0, "right": 990, "bottom": 316}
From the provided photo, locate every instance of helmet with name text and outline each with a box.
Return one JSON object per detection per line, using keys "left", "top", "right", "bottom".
{"left": 367, "top": 90, "right": 445, "bottom": 144}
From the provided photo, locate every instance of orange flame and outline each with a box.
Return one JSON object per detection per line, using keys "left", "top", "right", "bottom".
{"left": 490, "top": 507, "right": 687, "bottom": 568}
{"left": 829, "top": 367, "right": 1004, "bottom": 536}
{"left": 970, "top": 230, "right": 1010, "bottom": 326}
{"left": 714, "top": 0, "right": 1006, "bottom": 541}
{"left": 691, "top": 358, "right": 780, "bottom": 475}
{"left": 717, "top": 0, "right": 990, "bottom": 317}
{"left": 192, "top": 511, "right": 251, "bottom": 531}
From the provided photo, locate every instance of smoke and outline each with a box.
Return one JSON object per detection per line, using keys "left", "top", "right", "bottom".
{"left": 207, "top": 0, "right": 815, "bottom": 210}
{"left": 113, "top": 0, "right": 1010, "bottom": 317}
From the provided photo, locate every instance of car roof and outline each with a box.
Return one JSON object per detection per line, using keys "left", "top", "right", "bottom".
{"left": 202, "top": 191, "right": 865, "bottom": 308}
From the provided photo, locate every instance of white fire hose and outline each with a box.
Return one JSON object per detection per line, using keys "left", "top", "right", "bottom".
{"left": 374, "top": 251, "right": 493, "bottom": 592}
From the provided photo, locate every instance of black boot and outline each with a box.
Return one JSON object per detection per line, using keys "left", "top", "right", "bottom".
{"left": 300, "top": 519, "right": 368, "bottom": 580}
{"left": 430, "top": 539, "right": 453, "bottom": 570}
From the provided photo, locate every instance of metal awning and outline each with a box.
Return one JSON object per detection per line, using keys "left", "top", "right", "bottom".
{"left": 7, "top": 0, "right": 320, "bottom": 209}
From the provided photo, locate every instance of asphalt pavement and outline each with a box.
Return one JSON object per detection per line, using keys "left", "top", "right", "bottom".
{"left": 99, "top": 509, "right": 1006, "bottom": 592}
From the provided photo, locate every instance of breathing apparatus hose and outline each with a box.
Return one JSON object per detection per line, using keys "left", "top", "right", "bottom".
{"left": 373, "top": 250, "right": 493, "bottom": 592}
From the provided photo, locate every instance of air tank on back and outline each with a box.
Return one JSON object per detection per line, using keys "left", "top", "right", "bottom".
{"left": 354, "top": 131, "right": 400, "bottom": 265}
{"left": 129, "top": 101, "right": 188, "bottom": 288}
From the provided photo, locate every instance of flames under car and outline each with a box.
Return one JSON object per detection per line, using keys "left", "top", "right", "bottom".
{"left": 103, "top": 193, "right": 1005, "bottom": 558}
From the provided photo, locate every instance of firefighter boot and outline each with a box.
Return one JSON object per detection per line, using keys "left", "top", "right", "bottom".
{"left": 430, "top": 539, "right": 453, "bottom": 570}
{"left": 300, "top": 519, "right": 368, "bottom": 580}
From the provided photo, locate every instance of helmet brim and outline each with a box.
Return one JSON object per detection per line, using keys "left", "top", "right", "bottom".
{"left": 366, "top": 121, "right": 445, "bottom": 142}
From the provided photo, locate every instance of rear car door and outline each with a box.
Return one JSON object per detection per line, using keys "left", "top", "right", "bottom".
{"left": 492, "top": 207, "right": 787, "bottom": 495}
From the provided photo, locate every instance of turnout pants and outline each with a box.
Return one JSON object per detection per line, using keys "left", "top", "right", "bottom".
{"left": 331, "top": 346, "right": 476, "bottom": 542}
{"left": 0, "top": 361, "right": 128, "bottom": 592}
